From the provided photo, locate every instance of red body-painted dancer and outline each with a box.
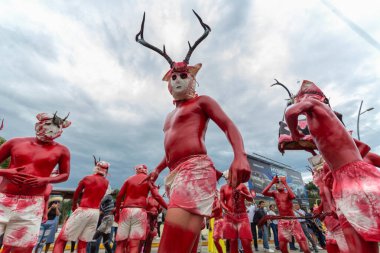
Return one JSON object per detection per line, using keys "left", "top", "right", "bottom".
{"left": 210, "top": 194, "right": 224, "bottom": 253}
{"left": 143, "top": 191, "right": 164, "bottom": 253}
{"left": 220, "top": 178, "right": 253, "bottom": 253}
{"left": 114, "top": 165, "right": 167, "bottom": 253}
{"left": 311, "top": 158, "right": 348, "bottom": 253}
{"left": 285, "top": 80, "right": 380, "bottom": 253}
{"left": 262, "top": 176, "right": 311, "bottom": 253}
{"left": 135, "top": 10, "right": 250, "bottom": 253}
{"left": 53, "top": 157, "right": 110, "bottom": 253}
{"left": 0, "top": 112, "right": 71, "bottom": 253}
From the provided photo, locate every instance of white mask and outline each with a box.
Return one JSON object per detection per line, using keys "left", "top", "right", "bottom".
{"left": 35, "top": 119, "right": 63, "bottom": 142}
{"left": 168, "top": 73, "right": 196, "bottom": 101}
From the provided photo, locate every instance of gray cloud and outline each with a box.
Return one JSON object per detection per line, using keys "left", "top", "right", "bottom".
{"left": 1, "top": 0, "right": 379, "bottom": 190}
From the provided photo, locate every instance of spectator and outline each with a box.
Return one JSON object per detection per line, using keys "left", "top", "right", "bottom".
{"left": 267, "top": 204, "right": 280, "bottom": 250}
{"left": 305, "top": 208, "right": 325, "bottom": 250}
{"left": 248, "top": 202, "right": 258, "bottom": 251}
{"left": 253, "top": 201, "right": 274, "bottom": 252}
{"left": 293, "top": 204, "right": 318, "bottom": 253}
{"left": 44, "top": 198, "right": 62, "bottom": 253}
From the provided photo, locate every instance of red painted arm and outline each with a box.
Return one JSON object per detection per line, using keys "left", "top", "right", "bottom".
{"left": 200, "top": 96, "right": 250, "bottom": 187}
{"left": 283, "top": 180, "right": 296, "bottom": 200}
{"left": 115, "top": 180, "right": 128, "bottom": 213}
{"left": 353, "top": 138, "right": 371, "bottom": 158}
{"left": 262, "top": 178, "right": 276, "bottom": 197}
{"left": 72, "top": 178, "right": 85, "bottom": 211}
{"left": 219, "top": 186, "right": 232, "bottom": 213}
{"left": 285, "top": 100, "right": 315, "bottom": 141}
{"left": 150, "top": 182, "right": 168, "bottom": 209}
{"left": 364, "top": 152, "right": 380, "bottom": 167}
{"left": 47, "top": 146, "right": 71, "bottom": 184}
{"left": 149, "top": 156, "right": 167, "bottom": 182}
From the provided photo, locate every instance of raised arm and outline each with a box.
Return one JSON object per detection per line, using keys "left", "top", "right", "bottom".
{"left": 282, "top": 178, "right": 296, "bottom": 200}
{"left": 353, "top": 138, "right": 371, "bottom": 158}
{"left": 200, "top": 96, "right": 250, "bottom": 187}
{"left": 262, "top": 177, "right": 277, "bottom": 197}
{"left": 72, "top": 178, "right": 85, "bottom": 211}
{"left": 149, "top": 182, "right": 168, "bottom": 209}
{"left": 285, "top": 100, "right": 315, "bottom": 141}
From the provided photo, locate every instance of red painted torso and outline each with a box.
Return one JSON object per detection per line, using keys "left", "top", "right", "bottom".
{"left": 121, "top": 173, "right": 151, "bottom": 209}
{"left": 163, "top": 96, "right": 208, "bottom": 169}
{"left": 147, "top": 196, "right": 160, "bottom": 216}
{"left": 0, "top": 137, "right": 69, "bottom": 195}
{"left": 288, "top": 99, "right": 361, "bottom": 170}
{"left": 78, "top": 174, "right": 109, "bottom": 209}
{"left": 220, "top": 184, "right": 248, "bottom": 214}
{"left": 273, "top": 191, "right": 295, "bottom": 217}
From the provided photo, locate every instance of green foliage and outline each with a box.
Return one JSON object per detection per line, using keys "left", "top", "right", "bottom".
{"left": 305, "top": 181, "right": 320, "bottom": 209}
{"left": 0, "top": 137, "right": 10, "bottom": 168}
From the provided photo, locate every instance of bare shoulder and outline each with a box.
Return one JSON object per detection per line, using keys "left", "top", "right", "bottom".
{"left": 197, "top": 95, "right": 217, "bottom": 104}
{"left": 7, "top": 137, "right": 33, "bottom": 144}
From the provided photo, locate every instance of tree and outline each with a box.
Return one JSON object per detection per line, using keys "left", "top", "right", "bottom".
{"left": 0, "top": 137, "right": 10, "bottom": 168}
{"left": 305, "top": 181, "right": 320, "bottom": 208}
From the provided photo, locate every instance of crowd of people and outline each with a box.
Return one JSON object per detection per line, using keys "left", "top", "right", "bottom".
{"left": 1, "top": 9, "right": 380, "bottom": 253}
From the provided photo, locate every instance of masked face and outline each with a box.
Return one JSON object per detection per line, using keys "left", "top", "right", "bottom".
{"left": 135, "top": 164, "right": 148, "bottom": 175}
{"left": 276, "top": 182, "right": 285, "bottom": 191}
{"left": 168, "top": 72, "right": 196, "bottom": 100}
{"left": 35, "top": 119, "right": 63, "bottom": 142}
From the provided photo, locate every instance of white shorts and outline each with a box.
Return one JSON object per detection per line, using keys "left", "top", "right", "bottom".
{"left": 61, "top": 207, "right": 99, "bottom": 242}
{"left": 326, "top": 227, "right": 349, "bottom": 253}
{"left": 116, "top": 207, "right": 147, "bottom": 241}
{"left": 0, "top": 192, "right": 44, "bottom": 247}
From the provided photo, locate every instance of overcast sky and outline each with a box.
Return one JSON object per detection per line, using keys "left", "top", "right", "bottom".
{"left": 1, "top": 0, "right": 379, "bottom": 190}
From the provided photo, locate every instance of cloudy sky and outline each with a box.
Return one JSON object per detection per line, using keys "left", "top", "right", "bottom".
{"left": 1, "top": 0, "right": 379, "bottom": 190}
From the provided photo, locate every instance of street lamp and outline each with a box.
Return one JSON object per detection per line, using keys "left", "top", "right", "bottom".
{"left": 357, "top": 100, "right": 374, "bottom": 140}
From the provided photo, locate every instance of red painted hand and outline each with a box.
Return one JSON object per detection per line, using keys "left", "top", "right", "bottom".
{"left": 229, "top": 156, "right": 250, "bottom": 187}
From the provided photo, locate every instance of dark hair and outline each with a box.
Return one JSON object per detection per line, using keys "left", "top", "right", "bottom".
{"left": 269, "top": 204, "right": 275, "bottom": 209}
{"left": 259, "top": 200, "right": 265, "bottom": 205}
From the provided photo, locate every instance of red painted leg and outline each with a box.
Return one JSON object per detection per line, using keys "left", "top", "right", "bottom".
{"left": 115, "top": 239, "right": 128, "bottom": 253}
{"left": 1, "top": 246, "right": 11, "bottom": 253}
{"left": 158, "top": 221, "right": 199, "bottom": 253}
{"left": 298, "top": 241, "right": 311, "bottom": 253}
{"left": 77, "top": 240, "right": 87, "bottom": 253}
{"left": 127, "top": 240, "right": 140, "bottom": 253}
{"left": 157, "top": 208, "right": 203, "bottom": 253}
{"left": 11, "top": 246, "right": 33, "bottom": 253}
{"left": 279, "top": 240, "right": 289, "bottom": 253}
{"left": 213, "top": 239, "right": 223, "bottom": 253}
{"left": 326, "top": 242, "right": 340, "bottom": 253}
{"left": 340, "top": 221, "right": 379, "bottom": 253}
{"left": 190, "top": 233, "right": 200, "bottom": 253}
{"left": 52, "top": 236, "right": 67, "bottom": 253}
{"left": 241, "top": 239, "right": 253, "bottom": 253}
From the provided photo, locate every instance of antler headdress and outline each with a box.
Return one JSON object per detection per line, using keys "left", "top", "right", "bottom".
{"left": 136, "top": 10, "right": 211, "bottom": 81}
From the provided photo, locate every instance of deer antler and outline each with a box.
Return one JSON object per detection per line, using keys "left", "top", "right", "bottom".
{"left": 63, "top": 112, "right": 70, "bottom": 121}
{"left": 136, "top": 12, "right": 174, "bottom": 67}
{"left": 271, "top": 79, "right": 294, "bottom": 100}
{"left": 0, "top": 119, "right": 3, "bottom": 130}
{"left": 93, "top": 155, "right": 98, "bottom": 166}
{"left": 183, "top": 10, "right": 211, "bottom": 64}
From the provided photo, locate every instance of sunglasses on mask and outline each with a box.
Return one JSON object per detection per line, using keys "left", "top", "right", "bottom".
{"left": 171, "top": 73, "right": 188, "bottom": 80}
